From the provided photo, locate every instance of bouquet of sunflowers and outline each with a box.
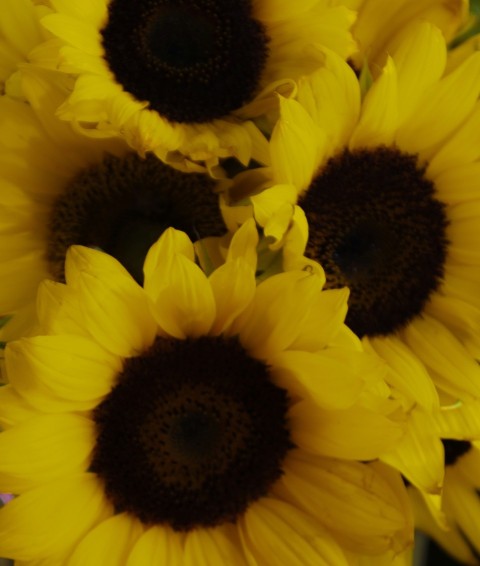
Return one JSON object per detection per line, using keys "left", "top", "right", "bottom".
{"left": 1, "top": 0, "right": 480, "bottom": 564}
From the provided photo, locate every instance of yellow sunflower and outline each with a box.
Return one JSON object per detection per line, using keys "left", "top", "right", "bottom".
{"left": 0, "top": 79, "right": 228, "bottom": 342}
{"left": 225, "top": 22, "right": 480, "bottom": 493}
{"left": 33, "top": 0, "right": 357, "bottom": 172}
{"left": 0, "top": 221, "right": 410, "bottom": 564}
{"left": 341, "top": 0, "right": 468, "bottom": 71}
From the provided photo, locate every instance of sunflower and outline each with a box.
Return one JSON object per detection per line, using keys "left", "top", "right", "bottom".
{"left": 341, "top": 0, "right": 468, "bottom": 72}
{"left": 0, "top": 80, "right": 227, "bottom": 342}
{"left": 226, "top": 22, "right": 480, "bottom": 493}
{"left": 0, "top": 221, "right": 410, "bottom": 563}
{"left": 32, "top": 0, "right": 358, "bottom": 172}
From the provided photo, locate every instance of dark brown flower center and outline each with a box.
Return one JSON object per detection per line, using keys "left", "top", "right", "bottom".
{"left": 91, "top": 335, "right": 292, "bottom": 530}
{"left": 101, "top": 0, "right": 269, "bottom": 123}
{"left": 47, "top": 153, "right": 226, "bottom": 284}
{"left": 299, "top": 146, "right": 449, "bottom": 337}
{"left": 442, "top": 439, "right": 472, "bottom": 467}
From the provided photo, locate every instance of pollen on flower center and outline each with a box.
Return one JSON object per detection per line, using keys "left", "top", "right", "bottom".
{"left": 299, "top": 147, "right": 449, "bottom": 338}
{"left": 46, "top": 153, "right": 226, "bottom": 284}
{"left": 101, "top": 0, "right": 270, "bottom": 123}
{"left": 91, "top": 335, "right": 292, "bottom": 531}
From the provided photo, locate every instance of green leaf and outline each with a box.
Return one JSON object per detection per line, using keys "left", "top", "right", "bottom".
{"left": 449, "top": 3, "right": 480, "bottom": 49}
{"left": 359, "top": 60, "right": 373, "bottom": 98}
{"left": 472, "top": 0, "right": 480, "bottom": 17}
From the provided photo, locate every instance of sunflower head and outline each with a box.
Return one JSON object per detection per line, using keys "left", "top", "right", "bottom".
{"left": 0, "top": 220, "right": 411, "bottom": 562}
{"left": 36, "top": 0, "right": 357, "bottom": 170}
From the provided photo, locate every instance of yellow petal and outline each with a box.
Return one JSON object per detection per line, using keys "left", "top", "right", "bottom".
{"left": 41, "top": 14, "right": 102, "bottom": 56}
{"left": 275, "top": 453, "right": 412, "bottom": 554}
{"left": 290, "top": 400, "right": 404, "bottom": 460}
{"left": 254, "top": 0, "right": 319, "bottom": 22}
{"left": 297, "top": 50, "right": 360, "bottom": 151}
{"left": 36, "top": 280, "right": 88, "bottom": 337}
{"left": 150, "top": 255, "right": 216, "bottom": 339}
{"left": 0, "top": 414, "right": 94, "bottom": 493}
{"left": 425, "top": 293, "right": 480, "bottom": 339}
{"left": 209, "top": 258, "right": 256, "bottom": 335}
{"left": 396, "top": 51, "right": 480, "bottom": 154}
{"left": 456, "top": 443, "right": 480, "bottom": 485}
{"left": 428, "top": 102, "right": 480, "bottom": 177}
{"left": 143, "top": 227, "right": 194, "bottom": 290}
{"left": 270, "top": 350, "right": 364, "bottom": 409}
{"left": 0, "top": 385, "right": 38, "bottom": 429}
{"left": 6, "top": 335, "right": 120, "bottom": 412}
{"left": 183, "top": 525, "right": 245, "bottom": 566}
{"left": 263, "top": 202, "right": 298, "bottom": 248}
{"left": 127, "top": 526, "right": 183, "bottom": 566}
{"left": 271, "top": 96, "right": 324, "bottom": 192}
{"left": 225, "top": 218, "right": 259, "bottom": 271}
{"left": 350, "top": 57, "right": 398, "bottom": 149}
{"left": 68, "top": 513, "right": 143, "bottom": 566}
{"left": 443, "top": 467, "right": 480, "bottom": 556}
{"left": 66, "top": 246, "right": 157, "bottom": 358}
{"left": 0, "top": 474, "right": 111, "bottom": 561}
{"left": 144, "top": 229, "right": 216, "bottom": 338}
{"left": 391, "top": 23, "right": 446, "bottom": 124}
{"left": 235, "top": 270, "right": 324, "bottom": 359}
{"left": 252, "top": 184, "right": 297, "bottom": 232}
{"left": 402, "top": 314, "right": 480, "bottom": 400}
{"left": 433, "top": 161, "right": 480, "bottom": 205}
{"left": 447, "top": 200, "right": 480, "bottom": 265}
{"left": 381, "top": 408, "right": 444, "bottom": 493}
{"left": 365, "top": 335, "right": 439, "bottom": 412}
{"left": 48, "top": 0, "right": 107, "bottom": 27}
{"left": 408, "top": 487, "right": 472, "bottom": 562}
{"left": 289, "top": 288, "right": 349, "bottom": 351}
{"left": 0, "top": 0, "right": 43, "bottom": 56}
{"left": 433, "top": 400, "right": 480, "bottom": 439}
{"left": 239, "top": 497, "right": 348, "bottom": 566}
